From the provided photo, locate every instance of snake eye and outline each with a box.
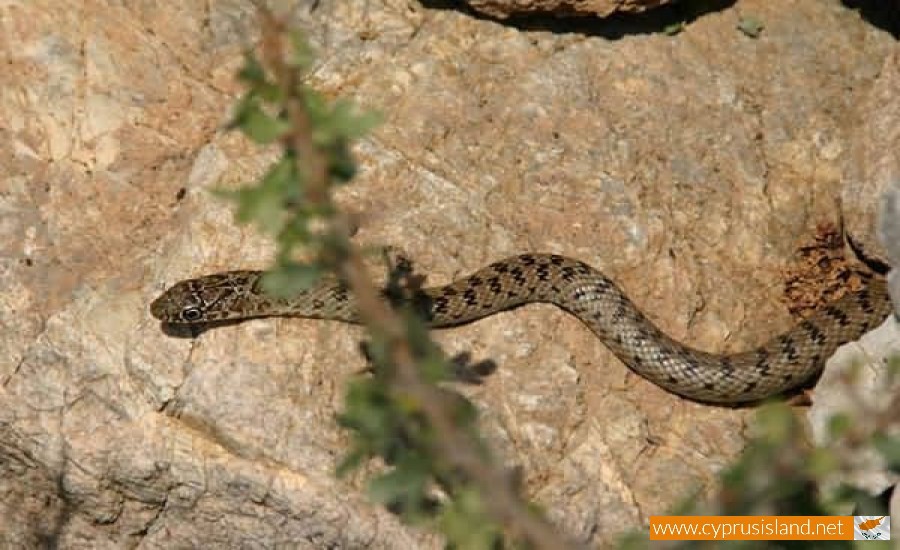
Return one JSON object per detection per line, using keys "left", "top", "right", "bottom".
{"left": 180, "top": 307, "right": 203, "bottom": 322}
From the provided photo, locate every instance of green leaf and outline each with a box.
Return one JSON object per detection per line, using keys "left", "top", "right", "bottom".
{"left": 331, "top": 100, "right": 382, "bottom": 139}
{"left": 753, "top": 403, "right": 795, "bottom": 444}
{"left": 339, "top": 377, "right": 394, "bottom": 435}
{"left": 237, "top": 52, "right": 266, "bottom": 84}
{"left": 221, "top": 184, "right": 284, "bottom": 234}
{"left": 260, "top": 262, "right": 324, "bottom": 298}
{"left": 326, "top": 147, "right": 354, "bottom": 182}
{"left": 302, "top": 89, "right": 328, "bottom": 123}
{"left": 266, "top": 156, "right": 300, "bottom": 196}
{"left": 312, "top": 99, "right": 381, "bottom": 148}
{"left": 368, "top": 460, "right": 430, "bottom": 515}
{"left": 222, "top": 157, "right": 297, "bottom": 233}
{"left": 438, "top": 488, "right": 503, "bottom": 550}
{"left": 737, "top": 16, "right": 764, "bottom": 38}
{"left": 335, "top": 448, "right": 368, "bottom": 478}
{"left": 873, "top": 433, "right": 900, "bottom": 473}
{"left": 826, "top": 413, "right": 852, "bottom": 438}
{"left": 288, "top": 30, "right": 315, "bottom": 70}
{"left": 806, "top": 448, "right": 838, "bottom": 478}
{"left": 663, "top": 22, "right": 685, "bottom": 36}
{"left": 231, "top": 96, "right": 291, "bottom": 144}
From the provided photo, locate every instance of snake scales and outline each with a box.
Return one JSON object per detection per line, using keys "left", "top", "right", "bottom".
{"left": 150, "top": 253, "right": 892, "bottom": 404}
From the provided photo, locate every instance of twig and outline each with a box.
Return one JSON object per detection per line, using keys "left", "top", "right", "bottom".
{"left": 251, "top": 4, "right": 581, "bottom": 548}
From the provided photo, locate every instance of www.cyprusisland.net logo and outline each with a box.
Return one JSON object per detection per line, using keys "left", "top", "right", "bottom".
{"left": 854, "top": 516, "right": 890, "bottom": 540}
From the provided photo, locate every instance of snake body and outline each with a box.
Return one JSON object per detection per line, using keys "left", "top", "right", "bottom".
{"left": 150, "top": 253, "right": 892, "bottom": 404}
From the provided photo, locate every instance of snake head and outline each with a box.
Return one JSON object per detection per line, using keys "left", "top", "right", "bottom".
{"left": 150, "top": 271, "right": 261, "bottom": 324}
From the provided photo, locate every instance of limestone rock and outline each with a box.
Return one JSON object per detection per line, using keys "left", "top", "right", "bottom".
{"left": 844, "top": 51, "right": 900, "bottom": 261}
{"left": 880, "top": 180, "right": 900, "bottom": 315}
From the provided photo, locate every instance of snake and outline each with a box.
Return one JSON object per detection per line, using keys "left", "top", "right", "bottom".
{"left": 150, "top": 253, "right": 893, "bottom": 404}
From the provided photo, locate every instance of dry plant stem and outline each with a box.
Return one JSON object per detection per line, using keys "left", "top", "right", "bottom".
{"left": 251, "top": 5, "right": 581, "bottom": 549}
{"left": 255, "top": 4, "right": 328, "bottom": 203}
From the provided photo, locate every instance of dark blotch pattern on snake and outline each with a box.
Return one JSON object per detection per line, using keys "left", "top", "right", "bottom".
{"left": 150, "top": 254, "right": 893, "bottom": 404}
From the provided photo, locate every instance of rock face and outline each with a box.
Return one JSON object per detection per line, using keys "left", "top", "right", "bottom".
{"left": 882, "top": 181, "right": 900, "bottom": 315}
{"left": 462, "top": 0, "right": 671, "bottom": 19}
{"left": 1, "top": 0, "right": 897, "bottom": 547}
{"left": 844, "top": 51, "right": 900, "bottom": 261}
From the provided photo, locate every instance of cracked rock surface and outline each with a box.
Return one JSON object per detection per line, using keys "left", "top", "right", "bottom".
{"left": 1, "top": 1, "right": 897, "bottom": 546}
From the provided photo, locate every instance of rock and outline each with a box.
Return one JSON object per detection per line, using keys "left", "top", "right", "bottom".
{"left": 879, "top": 180, "right": 900, "bottom": 315}
{"left": 844, "top": 51, "right": 900, "bottom": 261}
{"left": 1, "top": 1, "right": 897, "bottom": 547}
